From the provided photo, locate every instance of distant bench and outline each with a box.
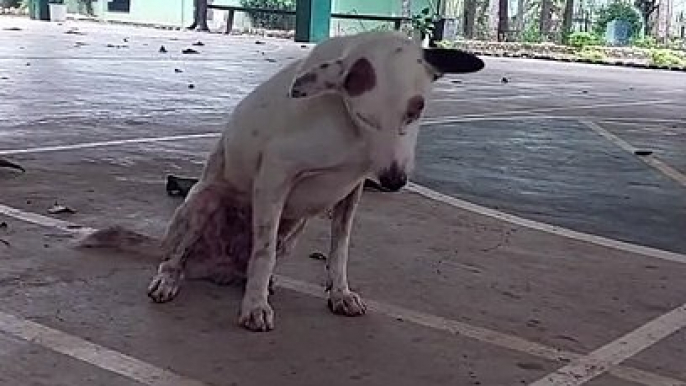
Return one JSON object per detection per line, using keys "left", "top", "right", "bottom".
{"left": 206, "top": 5, "right": 410, "bottom": 35}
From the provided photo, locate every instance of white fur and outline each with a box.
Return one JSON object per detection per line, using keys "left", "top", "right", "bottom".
{"left": 142, "top": 30, "right": 484, "bottom": 332}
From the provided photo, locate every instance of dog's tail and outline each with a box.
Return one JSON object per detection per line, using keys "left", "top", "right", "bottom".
{"left": 74, "top": 225, "right": 161, "bottom": 259}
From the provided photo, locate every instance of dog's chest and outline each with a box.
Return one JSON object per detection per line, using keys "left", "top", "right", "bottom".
{"left": 283, "top": 169, "right": 365, "bottom": 218}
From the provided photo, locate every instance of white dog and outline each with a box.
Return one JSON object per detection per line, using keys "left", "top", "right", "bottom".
{"left": 77, "top": 30, "right": 484, "bottom": 332}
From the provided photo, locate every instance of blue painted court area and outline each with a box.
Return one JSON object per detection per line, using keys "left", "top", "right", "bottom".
{"left": 414, "top": 118, "right": 686, "bottom": 254}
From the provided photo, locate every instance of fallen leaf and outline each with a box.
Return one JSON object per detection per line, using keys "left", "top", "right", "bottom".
{"left": 0, "top": 158, "right": 25, "bottom": 172}
{"left": 182, "top": 48, "right": 199, "bottom": 54}
{"left": 309, "top": 252, "right": 327, "bottom": 261}
{"left": 159, "top": 45, "right": 168, "bottom": 53}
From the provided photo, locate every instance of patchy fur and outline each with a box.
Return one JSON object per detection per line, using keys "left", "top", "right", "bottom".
{"left": 76, "top": 30, "right": 484, "bottom": 332}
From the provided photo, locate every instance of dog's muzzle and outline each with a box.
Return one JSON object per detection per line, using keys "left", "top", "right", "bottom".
{"left": 378, "top": 163, "right": 407, "bottom": 192}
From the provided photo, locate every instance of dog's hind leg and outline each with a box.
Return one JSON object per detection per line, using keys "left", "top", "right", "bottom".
{"left": 326, "top": 183, "right": 367, "bottom": 316}
{"left": 147, "top": 183, "right": 227, "bottom": 303}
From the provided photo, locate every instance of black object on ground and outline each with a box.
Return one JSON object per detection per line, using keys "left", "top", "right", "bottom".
{"left": 634, "top": 150, "right": 653, "bottom": 156}
{"left": 0, "top": 158, "right": 25, "bottom": 173}
{"left": 309, "top": 252, "right": 327, "bottom": 261}
{"left": 166, "top": 175, "right": 199, "bottom": 197}
{"left": 159, "top": 45, "right": 168, "bottom": 53}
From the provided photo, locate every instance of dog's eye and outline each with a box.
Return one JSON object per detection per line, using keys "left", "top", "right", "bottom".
{"left": 404, "top": 96, "right": 425, "bottom": 123}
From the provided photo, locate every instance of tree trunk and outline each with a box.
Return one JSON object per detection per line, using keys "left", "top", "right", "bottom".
{"left": 561, "top": 0, "right": 574, "bottom": 43}
{"left": 515, "top": 0, "right": 525, "bottom": 39}
{"left": 539, "top": 0, "right": 552, "bottom": 40}
{"left": 497, "top": 0, "right": 509, "bottom": 41}
{"left": 643, "top": 14, "right": 651, "bottom": 36}
{"left": 189, "top": 0, "right": 210, "bottom": 31}
{"left": 487, "top": 0, "right": 499, "bottom": 40}
{"left": 463, "top": 0, "right": 477, "bottom": 38}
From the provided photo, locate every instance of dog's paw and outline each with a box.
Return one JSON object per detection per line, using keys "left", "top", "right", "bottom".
{"left": 147, "top": 271, "right": 181, "bottom": 303}
{"left": 328, "top": 290, "right": 367, "bottom": 316}
{"left": 238, "top": 299, "right": 274, "bottom": 332}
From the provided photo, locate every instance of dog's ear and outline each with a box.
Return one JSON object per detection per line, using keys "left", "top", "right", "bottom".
{"left": 289, "top": 57, "right": 377, "bottom": 99}
{"left": 422, "top": 48, "right": 484, "bottom": 77}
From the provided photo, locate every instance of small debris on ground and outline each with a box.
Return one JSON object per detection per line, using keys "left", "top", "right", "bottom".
{"left": 309, "top": 252, "right": 327, "bottom": 261}
{"left": 0, "top": 77, "right": 8, "bottom": 80}
{"left": 159, "top": 45, "right": 168, "bottom": 53}
{"left": 0, "top": 221, "right": 7, "bottom": 229}
{"left": 25, "top": 62, "right": 30, "bottom": 66}
{"left": 192, "top": 41, "right": 204, "bottom": 46}
{"left": 265, "top": 58, "right": 277, "bottom": 62}
{"left": 65, "top": 28, "right": 85, "bottom": 35}
{"left": 74, "top": 41, "right": 87, "bottom": 47}
{"left": 123, "top": 37, "right": 129, "bottom": 42}
{"left": 500, "top": 76, "right": 509, "bottom": 84}
{"left": 300, "top": 44, "right": 307, "bottom": 49}
{"left": 174, "top": 68, "right": 183, "bottom": 73}
{"left": 451, "top": 80, "right": 462, "bottom": 84}
{"left": 3, "top": 27, "right": 22, "bottom": 31}
{"left": 48, "top": 203, "right": 76, "bottom": 215}
{"left": 634, "top": 150, "right": 653, "bottom": 156}
{"left": 166, "top": 175, "right": 197, "bottom": 197}
{"left": 182, "top": 48, "right": 199, "bottom": 54}
{"left": 0, "top": 158, "right": 25, "bottom": 172}
{"left": 0, "top": 239, "right": 8, "bottom": 247}
{"left": 255, "top": 40, "right": 266, "bottom": 45}
{"left": 188, "top": 83, "right": 195, "bottom": 89}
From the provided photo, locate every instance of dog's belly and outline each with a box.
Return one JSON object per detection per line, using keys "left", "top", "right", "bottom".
{"left": 283, "top": 171, "right": 365, "bottom": 218}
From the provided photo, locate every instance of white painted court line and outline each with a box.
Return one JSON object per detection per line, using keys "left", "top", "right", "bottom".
{"left": 0, "top": 133, "right": 220, "bottom": 156}
{"left": 0, "top": 311, "right": 208, "bottom": 386}
{"left": 423, "top": 99, "right": 673, "bottom": 124}
{"left": 405, "top": 183, "right": 686, "bottom": 264}
{"left": 1, "top": 203, "right": 685, "bottom": 386}
{"left": 581, "top": 120, "right": 686, "bottom": 188}
{"left": 1, "top": 131, "right": 684, "bottom": 264}
{"left": 528, "top": 303, "right": 686, "bottom": 386}
{"left": 431, "top": 94, "right": 541, "bottom": 103}
{"left": 1, "top": 116, "right": 681, "bottom": 157}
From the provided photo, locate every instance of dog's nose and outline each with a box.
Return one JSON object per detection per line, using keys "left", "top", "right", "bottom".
{"left": 378, "top": 163, "right": 407, "bottom": 192}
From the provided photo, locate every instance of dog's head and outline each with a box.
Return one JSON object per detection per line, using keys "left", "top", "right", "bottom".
{"left": 289, "top": 31, "right": 484, "bottom": 191}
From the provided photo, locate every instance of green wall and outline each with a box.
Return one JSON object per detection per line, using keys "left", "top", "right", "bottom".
{"left": 67, "top": 0, "right": 436, "bottom": 35}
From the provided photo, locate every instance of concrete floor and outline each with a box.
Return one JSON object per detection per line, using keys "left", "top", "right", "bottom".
{"left": 0, "top": 17, "right": 685, "bottom": 386}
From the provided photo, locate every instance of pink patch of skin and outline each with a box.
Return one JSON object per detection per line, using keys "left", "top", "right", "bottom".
{"left": 164, "top": 184, "right": 293, "bottom": 285}
{"left": 344, "top": 58, "right": 376, "bottom": 96}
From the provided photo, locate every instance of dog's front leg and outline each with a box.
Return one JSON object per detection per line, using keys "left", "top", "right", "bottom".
{"left": 327, "top": 182, "right": 367, "bottom": 316}
{"left": 238, "top": 163, "right": 293, "bottom": 332}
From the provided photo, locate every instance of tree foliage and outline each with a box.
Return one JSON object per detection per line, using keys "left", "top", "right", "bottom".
{"left": 592, "top": 0, "right": 642, "bottom": 39}
{"left": 239, "top": 0, "right": 295, "bottom": 30}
